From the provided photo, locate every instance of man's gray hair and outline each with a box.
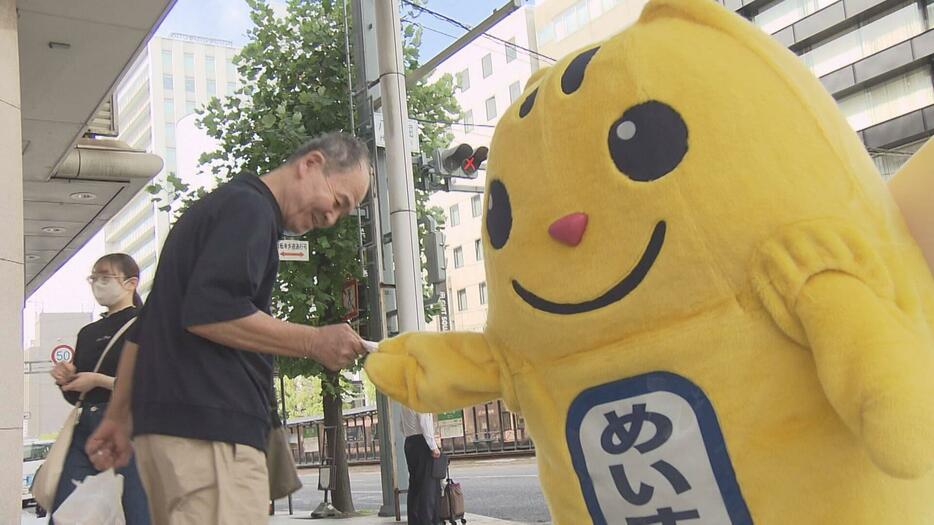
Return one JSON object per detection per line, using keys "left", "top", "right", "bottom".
{"left": 288, "top": 132, "right": 370, "bottom": 174}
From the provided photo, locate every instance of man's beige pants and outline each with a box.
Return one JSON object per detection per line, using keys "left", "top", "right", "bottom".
{"left": 134, "top": 434, "right": 269, "bottom": 525}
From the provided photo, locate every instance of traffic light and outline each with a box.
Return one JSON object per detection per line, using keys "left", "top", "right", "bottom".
{"left": 461, "top": 146, "right": 488, "bottom": 178}
{"left": 421, "top": 216, "right": 446, "bottom": 286}
{"left": 431, "top": 143, "right": 488, "bottom": 179}
{"left": 435, "top": 143, "right": 473, "bottom": 174}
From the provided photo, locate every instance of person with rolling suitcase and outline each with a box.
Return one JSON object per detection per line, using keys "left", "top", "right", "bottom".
{"left": 401, "top": 406, "right": 441, "bottom": 525}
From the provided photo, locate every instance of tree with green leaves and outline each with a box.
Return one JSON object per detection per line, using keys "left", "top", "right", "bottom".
{"left": 148, "top": 0, "right": 460, "bottom": 513}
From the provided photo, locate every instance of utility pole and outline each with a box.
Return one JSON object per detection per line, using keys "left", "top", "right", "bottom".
{"left": 375, "top": 0, "right": 426, "bottom": 334}
{"left": 374, "top": 2, "right": 427, "bottom": 517}
{"left": 351, "top": 0, "right": 418, "bottom": 516}
{"left": 352, "top": 0, "right": 519, "bottom": 516}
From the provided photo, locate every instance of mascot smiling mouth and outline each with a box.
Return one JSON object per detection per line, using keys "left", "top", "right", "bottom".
{"left": 512, "top": 221, "right": 667, "bottom": 315}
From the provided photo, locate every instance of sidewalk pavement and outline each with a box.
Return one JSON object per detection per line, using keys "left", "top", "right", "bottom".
{"left": 269, "top": 511, "right": 530, "bottom": 524}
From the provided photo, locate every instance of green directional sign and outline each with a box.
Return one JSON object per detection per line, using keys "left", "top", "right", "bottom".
{"left": 437, "top": 410, "right": 464, "bottom": 438}
{"left": 438, "top": 410, "right": 463, "bottom": 421}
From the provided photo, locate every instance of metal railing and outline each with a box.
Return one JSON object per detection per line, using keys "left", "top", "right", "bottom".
{"left": 285, "top": 400, "right": 535, "bottom": 467}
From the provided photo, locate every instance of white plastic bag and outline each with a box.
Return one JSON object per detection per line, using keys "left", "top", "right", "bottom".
{"left": 52, "top": 469, "right": 126, "bottom": 525}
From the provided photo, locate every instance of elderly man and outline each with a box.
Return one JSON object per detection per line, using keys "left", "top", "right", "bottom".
{"left": 87, "top": 132, "right": 371, "bottom": 524}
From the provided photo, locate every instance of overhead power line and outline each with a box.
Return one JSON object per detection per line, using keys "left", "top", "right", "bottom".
{"left": 411, "top": 117, "right": 498, "bottom": 129}
{"left": 402, "top": 0, "right": 556, "bottom": 64}
{"left": 402, "top": 17, "right": 544, "bottom": 69}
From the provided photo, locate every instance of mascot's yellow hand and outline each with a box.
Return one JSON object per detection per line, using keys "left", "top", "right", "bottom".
{"left": 796, "top": 272, "right": 934, "bottom": 479}
{"left": 365, "top": 331, "right": 503, "bottom": 413}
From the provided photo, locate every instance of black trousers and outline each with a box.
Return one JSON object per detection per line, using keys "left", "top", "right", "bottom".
{"left": 404, "top": 435, "right": 440, "bottom": 525}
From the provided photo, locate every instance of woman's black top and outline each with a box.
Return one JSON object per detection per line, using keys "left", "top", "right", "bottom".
{"left": 60, "top": 306, "right": 137, "bottom": 406}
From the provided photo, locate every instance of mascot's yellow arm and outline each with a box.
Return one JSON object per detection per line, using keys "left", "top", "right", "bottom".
{"left": 364, "top": 331, "right": 503, "bottom": 413}
{"left": 793, "top": 271, "right": 934, "bottom": 479}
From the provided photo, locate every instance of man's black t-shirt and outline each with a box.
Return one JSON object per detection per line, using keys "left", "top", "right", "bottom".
{"left": 61, "top": 306, "right": 137, "bottom": 406}
{"left": 129, "top": 173, "right": 282, "bottom": 451}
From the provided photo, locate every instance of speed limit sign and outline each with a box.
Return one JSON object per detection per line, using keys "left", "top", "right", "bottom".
{"left": 51, "top": 344, "right": 74, "bottom": 364}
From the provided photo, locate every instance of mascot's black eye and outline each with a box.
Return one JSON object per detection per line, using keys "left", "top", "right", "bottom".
{"left": 608, "top": 100, "right": 688, "bottom": 182}
{"left": 519, "top": 88, "right": 538, "bottom": 118}
{"left": 486, "top": 180, "right": 512, "bottom": 250}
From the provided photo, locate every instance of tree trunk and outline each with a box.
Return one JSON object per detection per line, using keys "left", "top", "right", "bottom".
{"left": 323, "top": 370, "right": 355, "bottom": 513}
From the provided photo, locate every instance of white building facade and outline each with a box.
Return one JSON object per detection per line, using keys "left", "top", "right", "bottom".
{"left": 427, "top": 7, "right": 540, "bottom": 332}
{"left": 107, "top": 34, "right": 241, "bottom": 295}
{"left": 22, "top": 312, "right": 92, "bottom": 440}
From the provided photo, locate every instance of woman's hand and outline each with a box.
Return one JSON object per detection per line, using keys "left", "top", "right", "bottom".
{"left": 51, "top": 362, "right": 77, "bottom": 386}
{"left": 61, "top": 372, "right": 110, "bottom": 393}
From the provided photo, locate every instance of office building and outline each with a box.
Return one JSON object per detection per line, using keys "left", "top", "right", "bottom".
{"left": 107, "top": 33, "right": 241, "bottom": 295}
{"left": 427, "top": 6, "right": 539, "bottom": 331}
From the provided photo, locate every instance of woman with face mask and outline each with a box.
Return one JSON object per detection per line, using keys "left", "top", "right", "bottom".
{"left": 48, "top": 253, "right": 150, "bottom": 524}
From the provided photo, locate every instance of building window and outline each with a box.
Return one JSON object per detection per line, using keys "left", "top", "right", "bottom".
{"left": 838, "top": 66, "right": 934, "bottom": 131}
{"left": 457, "top": 289, "right": 468, "bottom": 311}
{"left": 161, "top": 50, "right": 172, "bottom": 70}
{"left": 538, "top": 22, "right": 556, "bottom": 45}
{"left": 165, "top": 147, "right": 177, "bottom": 172}
{"left": 550, "top": 1, "right": 591, "bottom": 42}
{"left": 754, "top": 0, "right": 836, "bottom": 35}
{"left": 185, "top": 76, "right": 195, "bottom": 93}
{"left": 185, "top": 100, "right": 197, "bottom": 114}
{"left": 509, "top": 81, "right": 522, "bottom": 104}
{"left": 457, "top": 68, "right": 470, "bottom": 91}
{"left": 479, "top": 282, "right": 487, "bottom": 305}
{"left": 474, "top": 239, "right": 483, "bottom": 261}
{"left": 800, "top": 4, "right": 926, "bottom": 77}
{"left": 482, "top": 54, "right": 493, "bottom": 78}
{"left": 184, "top": 52, "right": 195, "bottom": 73}
{"left": 227, "top": 59, "right": 238, "bottom": 79}
{"left": 485, "top": 96, "right": 498, "bottom": 121}
{"left": 505, "top": 38, "right": 518, "bottom": 63}
{"left": 453, "top": 246, "right": 464, "bottom": 268}
{"left": 163, "top": 74, "right": 173, "bottom": 90}
{"left": 227, "top": 82, "right": 237, "bottom": 96}
{"left": 164, "top": 123, "right": 175, "bottom": 147}
{"left": 471, "top": 194, "right": 482, "bottom": 217}
{"left": 463, "top": 110, "right": 474, "bottom": 133}
{"left": 163, "top": 98, "right": 174, "bottom": 122}
{"left": 449, "top": 204, "right": 460, "bottom": 226}
{"left": 873, "top": 140, "right": 924, "bottom": 178}
{"left": 205, "top": 55, "right": 216, "bottom": 78}
{"left": 207, "top": 79, "right": 216, "bottom": 96}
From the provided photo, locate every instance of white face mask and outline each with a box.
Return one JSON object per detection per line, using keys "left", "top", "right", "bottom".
{"left": 91, "top": 279, "right": 130, "bottom": 307}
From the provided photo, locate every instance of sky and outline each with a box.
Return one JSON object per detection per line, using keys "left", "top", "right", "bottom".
{"left": 155, "top": 0, "right": 508, "bottom": 63}
{"left": 23, "top": 0, "right": 507, "bottom": 347}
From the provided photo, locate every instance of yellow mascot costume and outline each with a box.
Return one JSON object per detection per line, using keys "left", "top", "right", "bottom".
{"left": 366, "top": 0, "right": 934, "bottom": 523}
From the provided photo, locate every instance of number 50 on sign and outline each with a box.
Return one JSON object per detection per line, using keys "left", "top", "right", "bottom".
{"left": 51, "top": 344, "right": 74, "bottom": 364}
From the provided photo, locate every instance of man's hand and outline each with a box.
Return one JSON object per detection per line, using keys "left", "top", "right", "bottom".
{"left": 86, "top": 415, "right": 133, "bottom": 471}
{"left": 307, "top": 324, "right": 366, "bottom": 371}
{"left": 432, "top": 448, "right": 441, "bottom": 459}
{"left": 51, "top": 362, "right": 77, "bottom": 386}
{"left": 61, "top": 372, "right": 106, "bottom": 393}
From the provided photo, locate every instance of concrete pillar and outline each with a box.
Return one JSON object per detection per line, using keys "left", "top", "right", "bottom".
{"left": 0, "top": 0, "right": 24, "bottom": 521}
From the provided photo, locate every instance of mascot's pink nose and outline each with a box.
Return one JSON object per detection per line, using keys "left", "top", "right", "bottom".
{"left": 549, "top": 213, "right": 588, "bottom": 247}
